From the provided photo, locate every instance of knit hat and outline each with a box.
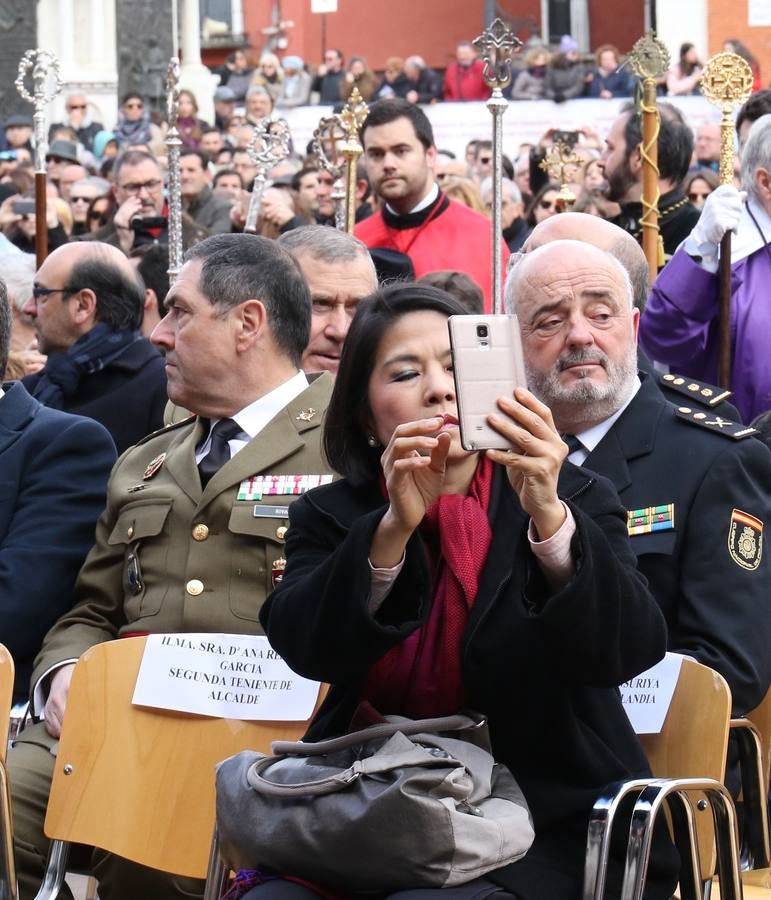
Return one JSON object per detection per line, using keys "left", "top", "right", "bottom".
{"left": 283, "top": 56, "right": 304, "bottom": 71}
{"left": 92, "top": 130, "right": 117, "bottom": 159}
{"left": 559, "top": 35, "right": 579, "bottom": 53}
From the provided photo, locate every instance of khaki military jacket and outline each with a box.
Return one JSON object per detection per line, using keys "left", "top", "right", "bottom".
{"left": 31, "top": 374, "right": 334, "bottom": 698}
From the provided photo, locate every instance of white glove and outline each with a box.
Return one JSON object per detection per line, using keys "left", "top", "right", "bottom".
{"left": 684, "top": 184, "right": 745, "bottom": 272}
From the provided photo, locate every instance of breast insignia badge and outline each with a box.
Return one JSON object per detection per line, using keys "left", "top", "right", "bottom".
{"left": 143, "top": 453, "right": 167, "bottom": 480}
{"left": 728, "top": 508, "right": 763, "bottom": 571}
{"left": 296, "top": 408, "right": 316, "bottom": 422}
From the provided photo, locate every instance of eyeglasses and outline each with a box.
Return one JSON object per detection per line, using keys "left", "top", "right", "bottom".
{"left": 70, "top": 195, "right": 93, "bottom": 204}
{"left": 688, "top": 191, "right": 710, "bottom": 202}
{"left": 540, "top": 199, "right": 555, "bottom": 210}
{"left": 118, "top": 178, "right": 163, "bottom": 194}
{"left": 47, "top": 156, "right": 70, "bottom": 164}
{"left": 32, "top": 285, "right": 73, "bottom": 301}
{"left": 68, "top": 104, "right": 86, "bottom": 110}
{"left": 478, "top": 156, "right": 492, "bottom": 165}
{"left": 124, "top": 102, "right": 144, "bottom": 109}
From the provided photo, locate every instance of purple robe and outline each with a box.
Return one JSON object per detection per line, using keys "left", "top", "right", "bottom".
{"left": 639, "top": 245, "right": 771, "bottom": 423}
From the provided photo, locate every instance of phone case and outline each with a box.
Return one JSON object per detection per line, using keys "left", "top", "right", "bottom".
{"left": 448, "top": 315, "right": 528, "bottom": 451}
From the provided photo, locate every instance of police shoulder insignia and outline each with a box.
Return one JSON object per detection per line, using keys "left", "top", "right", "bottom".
{"left": 674, "top": 407, "right": 757, "bottom": 439}
{"left": 728, "top": 508, "right": 764, "bottom": 571}
{"left": 659, "top": 373, "right": 733, "bottom": 408}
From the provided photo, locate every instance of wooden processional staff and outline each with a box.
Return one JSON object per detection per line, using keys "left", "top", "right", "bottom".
{"left": 16, "top": 50, "right": 62, "bottom": 268}
{"left": 700, "top": 52, "right": 753, "bottom": 389}
{"left": 627, "top": 32, "right": 670, "bottom": 285}
{"left": 473, "top": 19, "right": 521, "bottom": 314}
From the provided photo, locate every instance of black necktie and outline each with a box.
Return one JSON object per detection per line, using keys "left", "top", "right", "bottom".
{"left": 198, "top": 418, "right": 243, "bottom": 487}
{"left": 562, "top": 434, "right": 584, "bottom": 456}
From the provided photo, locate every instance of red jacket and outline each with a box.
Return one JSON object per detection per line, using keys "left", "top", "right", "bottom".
{"left": 443, "top": 60, "right": 490, "bottom": 101}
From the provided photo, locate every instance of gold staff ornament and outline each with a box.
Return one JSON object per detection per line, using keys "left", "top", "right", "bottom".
{"left": 700, "top": 51, "right": 753, "bottom": 390}
{"left": 16, "top": 49, "right": 62, "bottom": 267}
{"left": 243, "top": 118, "right": 291, "bottom": 234}
{"left": 338, "top": 87, "right": 369, "bottom": 234}
{"left": 312, "top": 115, "right": 347, "bottom": 231}
{"left": 627, "top": 31, "right": 670, "bottom": 283}
{"left": 538, "top": 142, "right": 581, "bottom": 212}
{"left": 473, "top": 18, "right": 522, "bottom": 314}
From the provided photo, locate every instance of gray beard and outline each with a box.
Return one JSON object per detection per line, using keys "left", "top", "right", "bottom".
{"left": 526, "top": 344, "right": 638, "bottom": 434}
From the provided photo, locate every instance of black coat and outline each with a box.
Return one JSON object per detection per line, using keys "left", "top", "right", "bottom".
{"left": 583, "top": 374, "right": 771, "bottom": 714}
{"left": 261, "top": 463, "right": 678, "bottom": 899}
{"left": 23, "top": 336, "right": 167, "bottom": 454}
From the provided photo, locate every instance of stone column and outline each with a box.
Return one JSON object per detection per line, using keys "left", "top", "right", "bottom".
{"left": 231, "top": 0, "right": 244, "bottom": 36}
{"left": 0, "top": 1, "right": 37, "bottom": 118}
{"left": 570, "top": 0, "right": 589, "bottom": 52}
{"left": 179, "top": 0, "right": 216, "bottom": 123}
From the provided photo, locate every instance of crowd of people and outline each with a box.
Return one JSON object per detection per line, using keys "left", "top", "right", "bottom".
{"left": 0, "top": 24, "right": 770, "bottom": 900}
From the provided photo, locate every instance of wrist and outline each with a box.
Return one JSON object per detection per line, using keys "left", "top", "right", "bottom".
{"left": 531, "top": 501, "right": 567, "bottom": 542}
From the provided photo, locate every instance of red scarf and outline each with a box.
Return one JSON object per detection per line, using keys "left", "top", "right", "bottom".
{"left": 363, "top": 455, "right": 494, "bottom": 718}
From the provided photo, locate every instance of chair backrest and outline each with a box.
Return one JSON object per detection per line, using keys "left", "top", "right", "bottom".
{"left": 638, "top": 657, "right": 731, "bottom": 782}
{"left": 43, "top": 636, "right": 326, "bottom": 880}
{"left": 0, "top": 645, "right": 14, "bottom": 763}
{"left": 747, "top": 689, "right": 771, "bottom": 798}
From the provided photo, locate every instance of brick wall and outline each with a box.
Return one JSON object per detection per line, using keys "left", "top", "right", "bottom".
{"left": 707, "top": 0, "right": 770, "bottom": 88}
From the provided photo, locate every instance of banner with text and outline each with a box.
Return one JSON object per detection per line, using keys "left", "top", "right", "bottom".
{"left": 132, "top": 633, "right": 321, "bottom": 721}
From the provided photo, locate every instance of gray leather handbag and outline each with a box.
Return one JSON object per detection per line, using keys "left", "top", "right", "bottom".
{"left": 215, "top": 713, "right": 535, "bottom": 891}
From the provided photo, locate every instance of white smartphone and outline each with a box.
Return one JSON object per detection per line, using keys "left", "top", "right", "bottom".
{"left": 448, "top": 314, "right": 528, "bottom": 451}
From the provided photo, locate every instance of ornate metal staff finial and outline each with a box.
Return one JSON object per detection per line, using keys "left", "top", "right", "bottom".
{"left": 165, "top": 57, "right": 183, "bottom": 283}
{"left": 701, "top": 52, "right": 753, "bottom": 183}
{"left": 473, "top": 17, "right": 522, "bottom": 89}
{"left": 312, "top": 115, "right": 348, "bottom": 231}
{"left": 338, "top": 87, "right": 369, "bottom": 234}
{"left": 243, "top": 118, "right": 291, "bottom": 234}
{"left": 472, "top": 19, "right": 523, "bottom": 313}
{"left": 627, "top": 31, "right": 670, "bottom": 82}
{"left": 16, "top": 49, "right": 62, "bottom": 173}
{"left": 539, "top": 142, "right": 581, "bottom": 212}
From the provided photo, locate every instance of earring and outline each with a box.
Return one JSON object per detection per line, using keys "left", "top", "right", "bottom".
{"left": 367, "top": 434, "right": 377, "bottom": 447}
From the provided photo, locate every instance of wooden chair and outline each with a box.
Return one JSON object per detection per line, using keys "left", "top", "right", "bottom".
{"left": 34, "top": 637, "right": 326, "bottom": 900}
{"left": 583, "top": 657, "right": 740, "bottom": 900}
{"left": 0, "top": 644, "right": 16, "bottom": 900}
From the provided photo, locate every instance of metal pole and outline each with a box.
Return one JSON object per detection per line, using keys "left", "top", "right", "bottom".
{"left": 243, "top": 118, "right": 290, "bottom": 234}
{"left": 165, "top": 58, "right": 184, "bottom": 283}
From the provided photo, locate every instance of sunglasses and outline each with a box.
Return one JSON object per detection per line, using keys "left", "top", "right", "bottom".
{"left": 540, "top": 199, "right": 555, "bottom": 210}
{"left": 70, "top": 195, "right": 93, "bottom": 204}
{"left": 478, "top": 156, "right": 492, "bottom": 165}
{"left": 688, "top": 191, "right": 710, "bottom": 202}
{"left": 68, "top": 104, "right": 86, "bottom": 110}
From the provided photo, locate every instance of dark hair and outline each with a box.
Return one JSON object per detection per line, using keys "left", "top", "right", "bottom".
{"left": 213, "top": 168, "right": 243, "bottom": 189}
{"left": 131, "top": 243, "right": 170, "bottom": 318}
{"left": 0, "top": 278, "right": 10, "bottom": 377}
{"left": 180, "top": 148, "right": 209, "bottom": 170}
{"left": 66, "top": 256, "right": 144, "bottom": 331}
{"left": 121, "top": 92, "right": 144, "bottom": 106}
{"left": 324, "top": 282, "right": 466, "bottom": 484}
{"left": 418, "top": 270, "right": 483, "bottom": 314}
{"left": 750, "top": 410, "right": 771, "bottom": 451}
{"left": 291, "top": 166, "right": 319, "bottom": 191}
{"left": 678, "top": 43, "right": 699, "bottom": 77}
{"left": 621, "top": 101, "right": 693, "bottom": 185}
{"left": 184, "top": 234, "right": 310, "bottom": 368}
{"left": 113, "top": 150, "right": 161, "bottom": 184}
{"left": 360, "top": 99, "right": 435, "bottom": 151}
{"left": 525, "top": 181, "right": 560, "bottom": 227}
{"left": 86, "top": 192, "right": 116, "bottom": 228}
{"left": 736, "top": 89, "right": 771, "bottom": 138}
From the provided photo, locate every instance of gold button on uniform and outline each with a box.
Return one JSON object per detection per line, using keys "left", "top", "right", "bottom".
{"left": 186, "top": 579, "right": 204, "bottom": 596}
{"left": 192, "top": 524, "right": 209, "bottom": 541}
{"left": 276, "top": 526, "right": 288, "bottom": 541}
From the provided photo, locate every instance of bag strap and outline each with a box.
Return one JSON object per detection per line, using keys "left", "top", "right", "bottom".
{"left": 270, "top": 713, "right": 484, "bottom": 757}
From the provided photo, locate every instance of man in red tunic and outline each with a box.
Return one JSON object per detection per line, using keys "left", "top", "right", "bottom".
{"left": 443, "top": 41, "right": 491, "bottom": 101}
{"left": 355, "top": 100, "right": 507, "bottom": 312}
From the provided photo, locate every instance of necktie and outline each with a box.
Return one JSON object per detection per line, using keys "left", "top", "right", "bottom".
{"left": 562, "top": 434, "right": 584, "bottom": 456}
{"left": 198, "top": 418, "right": 243, "bottom": 487}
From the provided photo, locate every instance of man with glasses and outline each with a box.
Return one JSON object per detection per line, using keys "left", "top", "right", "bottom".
{"left": 21, "top": 240, "right": 167, "bottom": 452}
{"left": 84, "top": 150, "right": 205, "bottom": 254}
{"left": 311, "top": 48, "right": 345, "bottom": 105}
{"left": 48, "top": 92, "right": 103, "bottom": 152}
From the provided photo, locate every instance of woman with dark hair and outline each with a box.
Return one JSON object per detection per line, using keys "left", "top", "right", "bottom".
{"left": 524, "top": 180, "right": 560, "bottom": 227}
{"left": 684, "top": 168, "right": 719, "bottom": 209}
{"left": 666, "top": 43, "right": 703, "bottom": 96}
{"left": 252, "top": 283, "right": 677, "bottom": 900}
{"left": 176, "top": 89, "right": 209, "bottom": 149}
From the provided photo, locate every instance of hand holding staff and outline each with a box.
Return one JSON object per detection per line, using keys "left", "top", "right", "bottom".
{"left": 16, "top": 50, "right": 62, "bottom": 268}
{"left": 700, "top": 52, "right": 753, "bottom": 388}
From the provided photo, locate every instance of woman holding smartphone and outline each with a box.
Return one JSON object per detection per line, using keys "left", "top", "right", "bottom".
{"left": 254, "top": 283, "right": 677, "bottom": 900}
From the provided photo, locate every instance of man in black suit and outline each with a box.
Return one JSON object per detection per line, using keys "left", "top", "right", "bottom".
{"left": 506, "top": 239, "right": 771, "bottom": 715}
{"left": 0, "top": 277, "right": 115, "bottom": 698}
{"left": 22, "top": 240, "right": 167, "bottom": 452}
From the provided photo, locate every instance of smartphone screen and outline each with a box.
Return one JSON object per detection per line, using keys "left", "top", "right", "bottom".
{"left": 448, "top": 315, "right": 528, "bottom": 451}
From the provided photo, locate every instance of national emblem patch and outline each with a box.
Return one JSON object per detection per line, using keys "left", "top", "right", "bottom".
{"left": 728, "top": 508, "right": 763, "bottom": 571}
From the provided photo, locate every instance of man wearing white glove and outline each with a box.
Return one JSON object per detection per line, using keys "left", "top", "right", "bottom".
{"left": 640, "top": 114, "right": 771, "bottom": 422}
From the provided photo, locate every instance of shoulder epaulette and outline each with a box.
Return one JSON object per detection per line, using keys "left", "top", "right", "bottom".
{"left": 659, "top": 372, "right": 733, "bottom": 408}
{"left": 133, "top": 415, "right": 197, "bottom": 447}
{"left": 674, "top": 406, "right": 757, "bottom": 440}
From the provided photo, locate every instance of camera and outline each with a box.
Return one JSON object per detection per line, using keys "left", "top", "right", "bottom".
{"left": 13, "top": 199, "right": 35, "bottom": 216}
{"left": 476, "top": 324, "right": 489, "bottom": 339}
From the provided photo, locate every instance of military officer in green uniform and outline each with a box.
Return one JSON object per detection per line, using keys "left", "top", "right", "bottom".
{"left": 9, "top": 234, "right": 335, "bottom": 900}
